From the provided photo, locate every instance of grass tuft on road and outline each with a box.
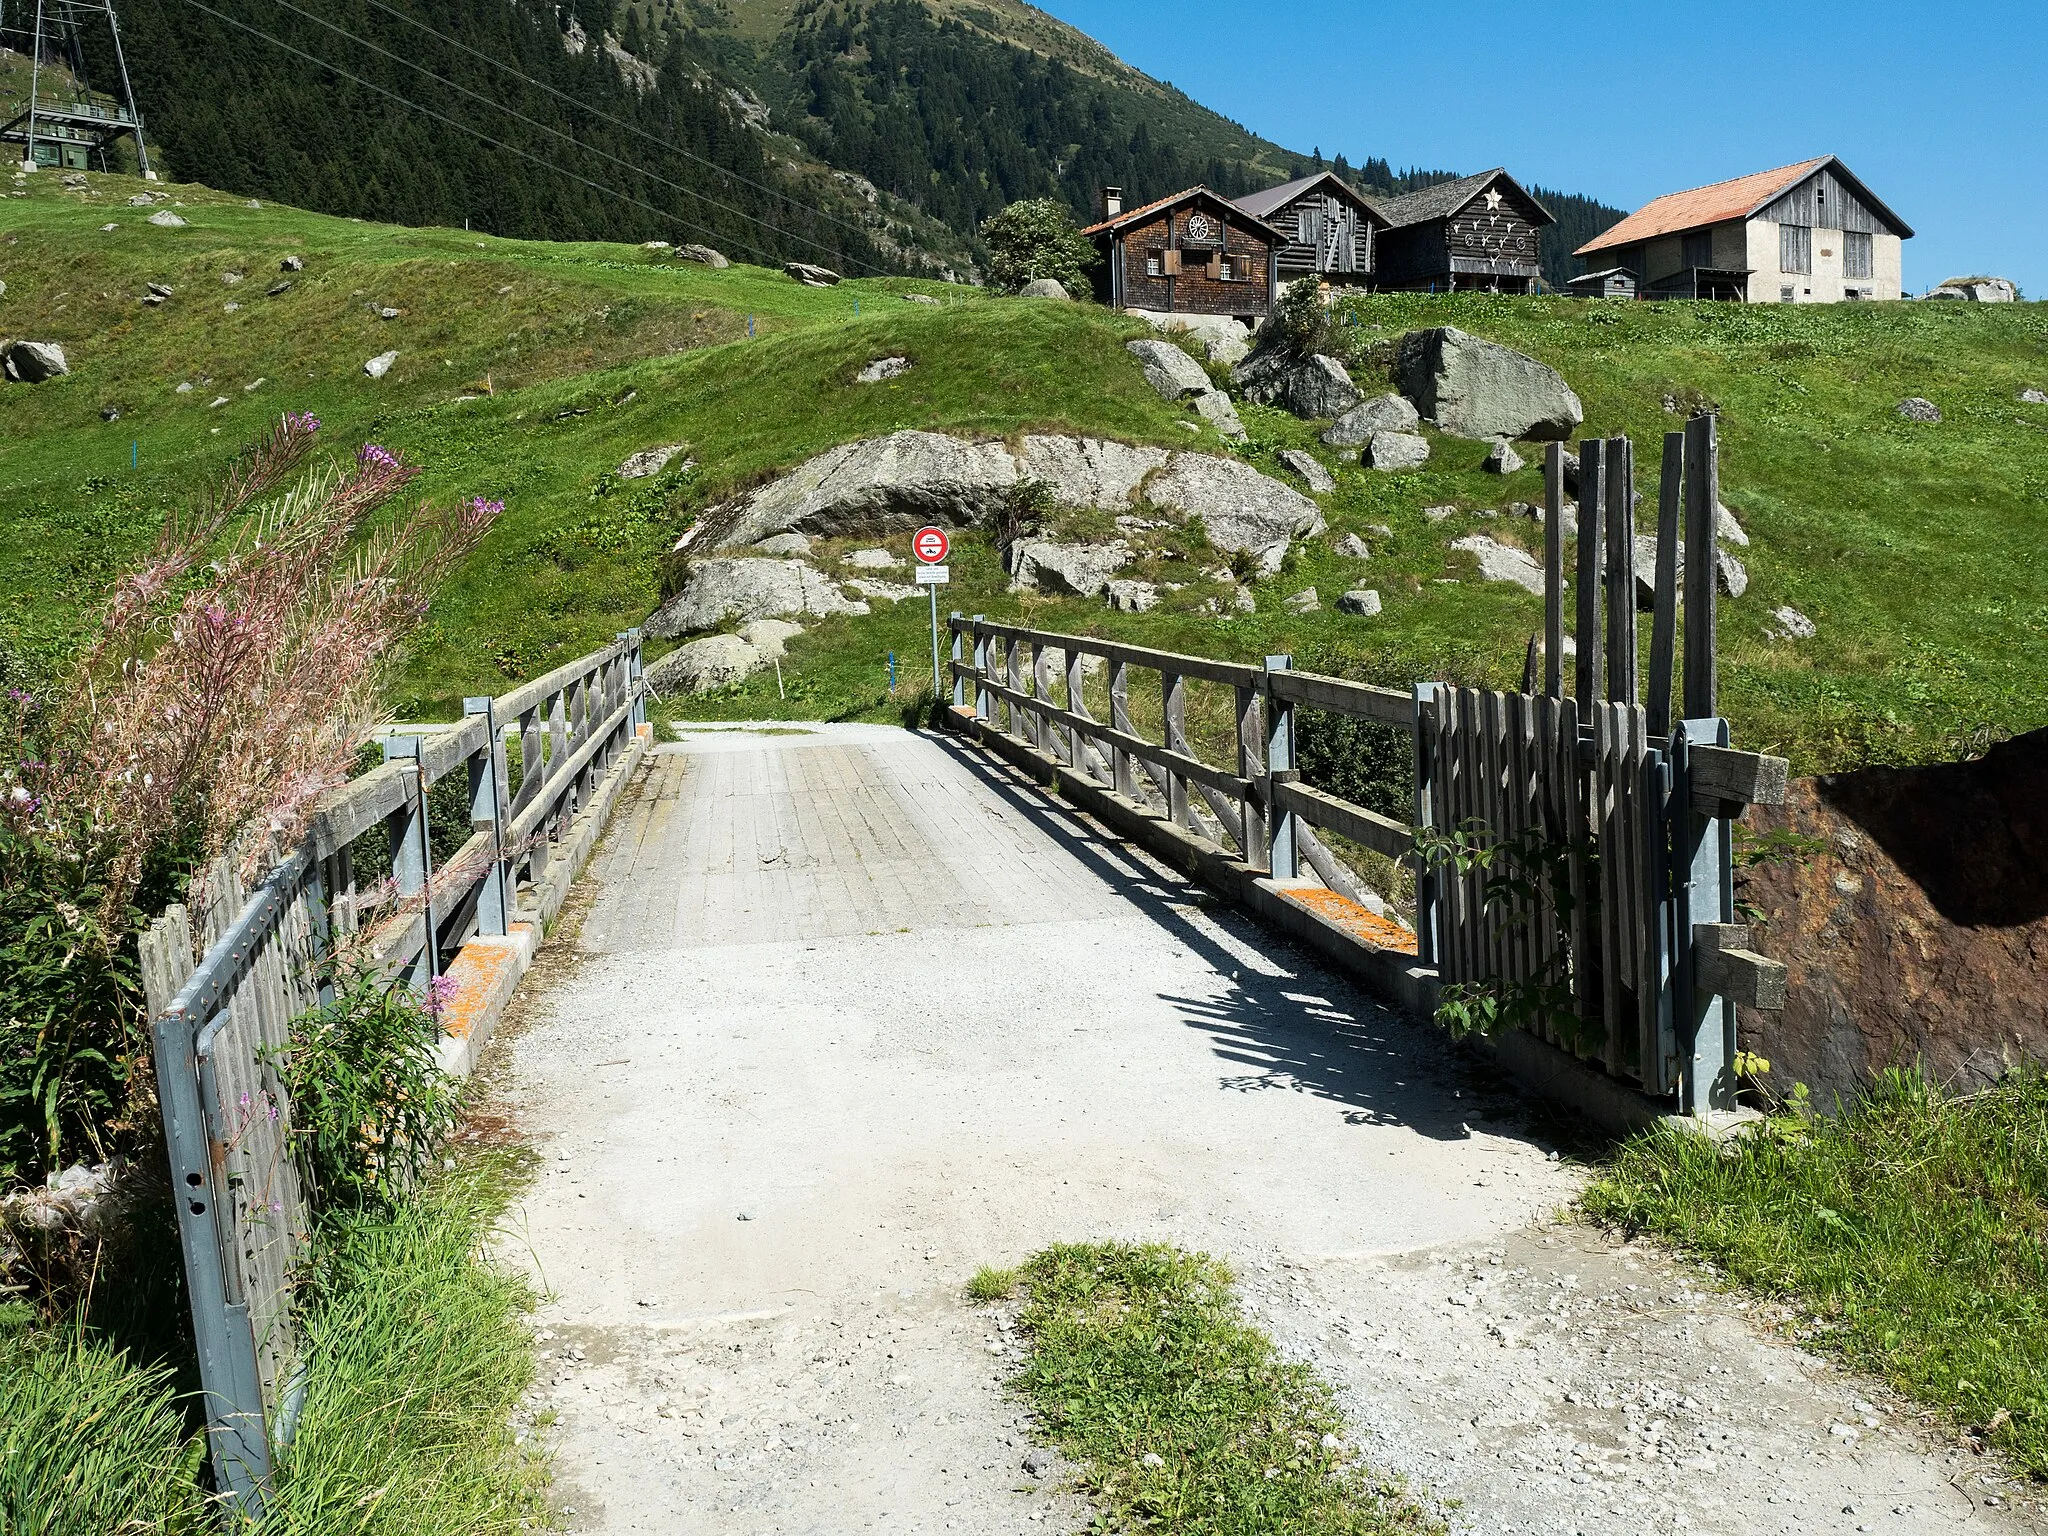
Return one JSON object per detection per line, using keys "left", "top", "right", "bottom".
{"left": 1584, "top": 1068, "right": 2048, "bottom": 1475}
{"left": 983, "top": 1241, "right": 1440, "bottom": 1535}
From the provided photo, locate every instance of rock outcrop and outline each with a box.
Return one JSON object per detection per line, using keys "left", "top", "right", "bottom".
{"left": 1014, "top": 436, "right": 1169, "bottom": 510}
{"left": 1106, "top": 579, "right": 1159, "bottom": 612}
{"left": 1278, "top": 449, "right": 1335, "bottom": 494}
{"left": 1923, "top": 276, "right": 2017, "bottom": 303}
{"left": 617, "top": 444, "right": 690, "bottom": 480}
{"left": 856, "top": 356, "right": 912, "bottom": 384}
{"left": 1336, "top": 589, "right": 1382, "bottom": 616}
{"left": 706, "top": 430, "right": 1020, "bottom": 548}
{"left": 1017, "top": 278, "right": 1071, "bottom": 300}
{"left": 676, "top": 244, "right": 729, "bottom": 268}
{"left": 785, "top": 262, "right": 841, "bottom": 286}
{"left": 1896, "top": 397, "right": 1941, "bottom": 423}
{"left": 647, "top": 559, "right": 867, "bottom": 637}
{"left": 1190, "top": 388, "right": 1246, "bottom": 439}
{"left": 1395, "top": 326, "right": 1582, "bottom": 441}
{"left": 646, "top": 620, "right": 804, "bottom": 695}
{"left": 1363, "top": 431, "right": 1430, "bottom": 471}
{"left": 1235, "top": 350, "right": 1360, "bottom": 419}
{"left": 1129, "top": 309, "right": 1251, "bottom": 364}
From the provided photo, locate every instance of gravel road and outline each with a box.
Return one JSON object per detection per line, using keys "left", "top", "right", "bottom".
{"left": 492, "top": 724, "right": 2040, "bottom": 1535}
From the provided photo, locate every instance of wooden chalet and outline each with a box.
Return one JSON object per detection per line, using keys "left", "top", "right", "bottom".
{"left": 1083, "top": 185, "right": 1281, "bottom": 321}
{"left": 1575, "top": 156, "right": 1912, "bottom": 303}
{"left": 1371, "top": 168, "right": 1553, "bottom": 293}
{"left": 1231, "top": 171, "right": 1387, "bottom": 288}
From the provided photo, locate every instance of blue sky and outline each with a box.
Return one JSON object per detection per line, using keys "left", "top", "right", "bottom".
{"left": 1033, "top": 0, "right": 2046, "bottom": 296}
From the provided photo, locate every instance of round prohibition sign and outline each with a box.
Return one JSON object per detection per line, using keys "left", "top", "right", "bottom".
{"left": 913, "top": 526, "right": 950, "bottom": 564}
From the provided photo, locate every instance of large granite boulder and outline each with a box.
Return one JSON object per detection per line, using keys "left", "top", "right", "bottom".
{"left": 1277, "top": 449, "right": 1335, "bottom": 494}
{"left": 1235, "top": 350, "right": 1360, "bottom": 419}
{"left": 1322, "top": 393, "right": 1418, "bottom": 447}
{"left": 1006, "top": 539, "right": 1132, "bottom": 597}
{"left": 676, "top": 243, "right": 729, "bottom": 268}
{"left": 785, "top": 262, "right": 841, "bottom": 286}
{"left": 1191, "top": 388, "right": 1246, "bottom": 439}
{"left": 2, "top": 340, "right": 68, "bottom": 382}
{"left": 1924, "top": 276, "right": 2017, "bottom": 303}
{"left": 709, "top": 430, "right": 1019, "bottom": 548}
{"left": 1395, "top": 326, "right": 1583, "bottom": 441}
{"left": 1144, "top": 453, "right": 1325, "bottom": 554}
{"left": 1130, "top": 310, "right": 1251, "bottom": 365}
{"left": 1014, "top": 436, "right": 1169, "bottom": 510}
{"left": 1126, "top": 338, "right": 1212, "bottom": 401}
{"left": 1018, "top": 277, "right": 1071, "bottom": 300}
{"left": 1363, "top": 431, "right": 1430, "bottom": 470}
{"left": 647, "top": 559, "right": 867, "bottom": 637}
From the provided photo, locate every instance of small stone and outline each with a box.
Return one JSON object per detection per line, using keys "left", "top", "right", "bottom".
{"left": 280, "top": 254, "right": 304, "bottom": 272}
{"left": 99, "top": 222, "right": 117, "bottom": 231}
{"left": 243, "top": 377, "right": 264, "bottom": 391}
{"left": 1141, "top": 1451, "right": 1164, "bottom": 1468}
{"left": 784, "top": 261, "right": 841, "bottom": 286}
{"left": 1023, "top": 1448, "right": 1054, "bottom": 1478}
{"left": 100, "top": 403, "right": 120, "bottom": 422}
{"left": 147, "top": 281, "right": 173, "bottom": 298}
{"left": 378, "top": 306, "right": 400, "bottom": 320}
{"left": 1766, "top": 605, "right": 1816, "bottom": 641}
{"left": 221, "top": 270, "right": 243, "bottom": 285}
{"left": 1452, "top": 534, "right": 1548, "bottom": 595}
{"left": 1126, "top": 338, "right": 1212, "bottom": 401}
{"left": 2021, "top": 388, "right": 2048, "bottom": 405}
{"left": 856, "top": 355, "right": 912, "bottom": 384}
{"left": 1483, "top": 437, "right": 1525, "bottom": 474}
{"left": 1322, "top": 392, "right": 1419, "bottom": 448}
{"left": 1333, "top": 532, "right": 1371, "bottom": 559}
{"left": 843, "top": 547, "right": 903, "bottom": 569}
{"left": 222, "top": 301, "right": 239, "bottom": 313}
{"left": 737, "top": 1210, "right": 756, "bottom": 1221}
{"left": 752, "top": 532, "right": 812, "bottom": 556}
{"left": 146, "top": 209, "right": 186, "bottom": 228}
{"left": 1283, "top": 587, "right": 1320, "bottom": 614}
{"left": 1336, "top": 588, "right": 1381, "bottom": 616}
{"left": 5, "top": 339, "right": 73, "bottom": 382}
{"left": 1278, "top": 448, "right": 1336, "bottom": 494}
{"left": 617, "top": 443, "right": 690, "bottom": 480}
{"left": 902, "top": 292, "right": 939, "bottom": 304}
{"left": 175, "top": 381, "right": 193, "bottom": 393}
{"left": 363, "top": 350, "right": 399, "bottom": 379}
{"left": 1423, "top": 504, "right": 1459, "bottom": 522}
{"left": 207, "top": 395, "right": 229, "bottom": 409}
{"left": 1896, "top": 396, "right": 1941, "bottom": 423}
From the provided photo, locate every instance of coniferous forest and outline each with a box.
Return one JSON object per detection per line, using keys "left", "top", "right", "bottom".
{"left": 16, "top": 0, "right": 1623, "bottom": 281}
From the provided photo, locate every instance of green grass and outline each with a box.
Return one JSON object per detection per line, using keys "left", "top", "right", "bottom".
{"left": 1584, "top": 1069, "right": 2048, "bottom": 1476}
{"left": 0, "top": 1311, "right": 213, "bottom": 1534}
{"left": 6, "top": 171, "right": 2048, "bottom": 769}
{"left": 982, "top": 1242, "right": 1439, "bottom": 1536}
{"left": 0, "top": 1149, "right": 543, "bottom": 1534}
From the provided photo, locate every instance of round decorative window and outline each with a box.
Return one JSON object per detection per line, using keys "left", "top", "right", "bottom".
{"left": 1185, "top": 213, "right": 1214, "bottom": 242}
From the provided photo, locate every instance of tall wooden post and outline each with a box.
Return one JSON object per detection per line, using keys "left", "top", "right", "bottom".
{"left": 1161, "top": 670, "right": 1189, "bottom": 828}
{"left": 1109, "top": 657, "right": 1135, "bottom": 799}
{"left": 1236, "top": 682, "right": 1266, "bottom": 869}
{"left": 1646, "top": 434, "right": 1684, "bottom": 737}
{"left": 971, "top": 617, "right": 989, "bottom": 721}
{"left": 381, "top": 733, "right": 438, "bottom": 989}
{"left": 950, "top": 612, "right": 965, "bottom": 711}
{"left": 1542, "top": 443, "right": 1566, "bottom": 698}
{"left": 1603, "top": 435, "right": 1638, "bottom": 705}
{"left": 1682, "top": 414, "right": 1719, "bottom": 721}
{"left": 463, "top": 696, "right": 511, "bottom": 938}
{"left": 1575, "top": 439, "right": 1606, "bottom": 704}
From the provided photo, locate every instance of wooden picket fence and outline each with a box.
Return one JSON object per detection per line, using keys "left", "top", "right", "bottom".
{"left": 950, "top": 417, "right": 1789, "bottom": 1112}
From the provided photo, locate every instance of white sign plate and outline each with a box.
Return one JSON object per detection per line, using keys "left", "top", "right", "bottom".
{"left": 914, "top": 564, "right": 950, "bottom": 585}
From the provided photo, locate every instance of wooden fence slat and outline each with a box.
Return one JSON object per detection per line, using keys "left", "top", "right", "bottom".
{"left": 1682, "top": 414, "right": 1719, "bottom": 720}
{"left": 1237, "top": 685, "right": 1266, "bottom": 870}
{"left": 1604, "top": 435, "right": 1639, "bottom": 706}
{"left": 1543, "top": 443, "right": 1566, "bottom": 699}
{"left": 1647, "top": 432, "right": 1684, "bottom": 737}
{"left": 1575, "top": 439, "right": 1606, "bottom": 704}
{"left": 1162, "top": 672, "right": 1189, "bottom": 830}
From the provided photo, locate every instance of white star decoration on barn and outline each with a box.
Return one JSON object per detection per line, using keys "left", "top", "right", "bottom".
{"left": 1484, "top": 189, "right": 1504, "bottom": 210}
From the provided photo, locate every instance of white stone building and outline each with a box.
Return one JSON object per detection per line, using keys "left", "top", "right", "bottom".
{"left": 1575, "top": 156, "right": 1912, "bottom": 302}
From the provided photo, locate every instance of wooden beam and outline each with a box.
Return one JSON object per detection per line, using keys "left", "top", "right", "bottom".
{"left": 1694, "top": 923, "right": 1788, "bottom": 1010}
{"left": 1682, "top": 414, "right": 1719, "bottom": 720}
{"left": 1272, "top": 779, "right": 1416, "bottom": 860}
{"left": 1688, "top": 743, "right": 1790, "bottom": 809}
{"left": 1264, "top": 669, "right": 1418, "bottom": 729}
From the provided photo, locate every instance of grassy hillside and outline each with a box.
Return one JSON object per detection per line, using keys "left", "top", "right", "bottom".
{"left": 4, "top": 172, "right": 2045, "bottom": 773}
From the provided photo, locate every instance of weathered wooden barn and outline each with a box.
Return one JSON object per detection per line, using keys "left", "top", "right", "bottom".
{"left": 1574, "top": 156, "right": 1913, "bottom": 302}
{"left": 1371, "top": 169, "right": 1553, "bottom": 293}
{"left": 1231, "top": 171, "right": 1387, "bottom": 287}
{"left": 1567, "top": 267, "right": 1638, "bottom": 299}
{"left": 1083, "top": 186, "right": 1281, "bottom": 320}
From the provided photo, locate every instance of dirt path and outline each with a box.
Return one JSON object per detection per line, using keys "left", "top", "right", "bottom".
{"left": 498, "top": 723, "right": 2041, "bottom": 1535}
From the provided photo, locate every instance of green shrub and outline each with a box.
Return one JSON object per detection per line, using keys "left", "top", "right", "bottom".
{"left": 273, "top": 963, "right": 462, "bottom": 1214}
{"left": 1294, "top": 708, "right": 1412, "bottom": 823}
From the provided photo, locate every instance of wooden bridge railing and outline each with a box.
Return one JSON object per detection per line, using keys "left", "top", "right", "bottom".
{"left": 138, "top": 632, "right": 646, "bottom": 1514}
{"left": 948, "top": 418, "right": 1790, "bottom": 1128}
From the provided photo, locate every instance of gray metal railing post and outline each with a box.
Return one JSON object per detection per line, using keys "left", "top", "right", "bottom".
{"left": 380, "top": 733, "right": 437, "bottom": 988}
{"left": 464, "top": 695, "right": 511, "bottom": 938}
{"left": 1264, "top": 655, "right": 1296, "bottom": 879}
{"left": 971, "top": 617, "right": 989, "bottom": 721}
{"left": 951, "top": 612, "right": 965, "bottom": 710}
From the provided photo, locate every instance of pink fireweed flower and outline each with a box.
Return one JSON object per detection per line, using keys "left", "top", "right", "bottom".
{"left": 426, "top": 973, "right": 461, "bottom": 1019}
{"left": 357, "top": 444, "right": 401, "bottom": 470}
{"left": 468, "top": 497, "right": 504, "bottom": 520}
{"left": 285, "top": 411, "right": 321, "bottom": 433}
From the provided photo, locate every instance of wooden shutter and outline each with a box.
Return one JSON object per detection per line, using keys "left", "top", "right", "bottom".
{"left": 1207, "top": 253, "right": 1224, "bottom": 280}
{"left": 1162, "top": 248, "right": 1182, "bottom": 276}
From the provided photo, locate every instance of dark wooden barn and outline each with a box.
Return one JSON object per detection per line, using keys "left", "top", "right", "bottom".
{"left": 1566, "top": 267, "right": 1638, "bottom": 299}
{"left": 1371, "top": 168, "right": 1554, "bottom": 293}
{"left": 1083, "top": 186, "right": 1281, "bottom": 321}
{"left": 1231, "top": 171, "right": 1386, "bottom": 288}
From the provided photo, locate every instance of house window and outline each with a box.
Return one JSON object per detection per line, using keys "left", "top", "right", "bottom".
{"left": 1683, "top": 230, "right": 1712, "bottom": 270}
{"left": 1844, "top": 231, "right": 1873, "bottom": 280}
{"left": 1144, "top": 250, "right": 1162, "bottom": 277}
{"left": 1780, "top": 224, "right": 1812, "bottom": 275}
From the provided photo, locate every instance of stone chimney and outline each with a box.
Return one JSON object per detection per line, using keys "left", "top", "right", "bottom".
{"left": 1098, "top": 186, "right": 1123, "bottom": 221}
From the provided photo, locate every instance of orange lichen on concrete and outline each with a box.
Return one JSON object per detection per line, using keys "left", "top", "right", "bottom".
{"left": 437, "top": 924, "right": 535, "bottom": 1040}
{"left": 1284, "top": 886, "right": 1419, "bottom": 955}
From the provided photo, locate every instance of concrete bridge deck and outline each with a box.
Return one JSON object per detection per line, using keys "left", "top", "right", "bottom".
{"left": 500, "top": 723, "right": 2027, "bottom": 1536}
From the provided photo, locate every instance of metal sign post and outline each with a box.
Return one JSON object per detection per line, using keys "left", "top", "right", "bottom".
{"left": 912, "top": 526, "right": 951, "bottom": 711}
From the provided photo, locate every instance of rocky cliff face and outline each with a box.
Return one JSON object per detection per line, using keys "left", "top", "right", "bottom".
{"left": 1739, "top": 728, "right": 2048, "bottom": 1111}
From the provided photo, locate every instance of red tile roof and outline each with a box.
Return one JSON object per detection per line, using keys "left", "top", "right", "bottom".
{"left": 1575, "top": 159, "right": 1830, "bottom": 256}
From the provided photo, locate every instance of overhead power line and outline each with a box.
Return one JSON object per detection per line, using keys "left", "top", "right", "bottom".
{"left": 352, "top": 0, "right": 894, "bottom": 253}
{"left": 256, "top": 0, "right": 889, "bottom": 274}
